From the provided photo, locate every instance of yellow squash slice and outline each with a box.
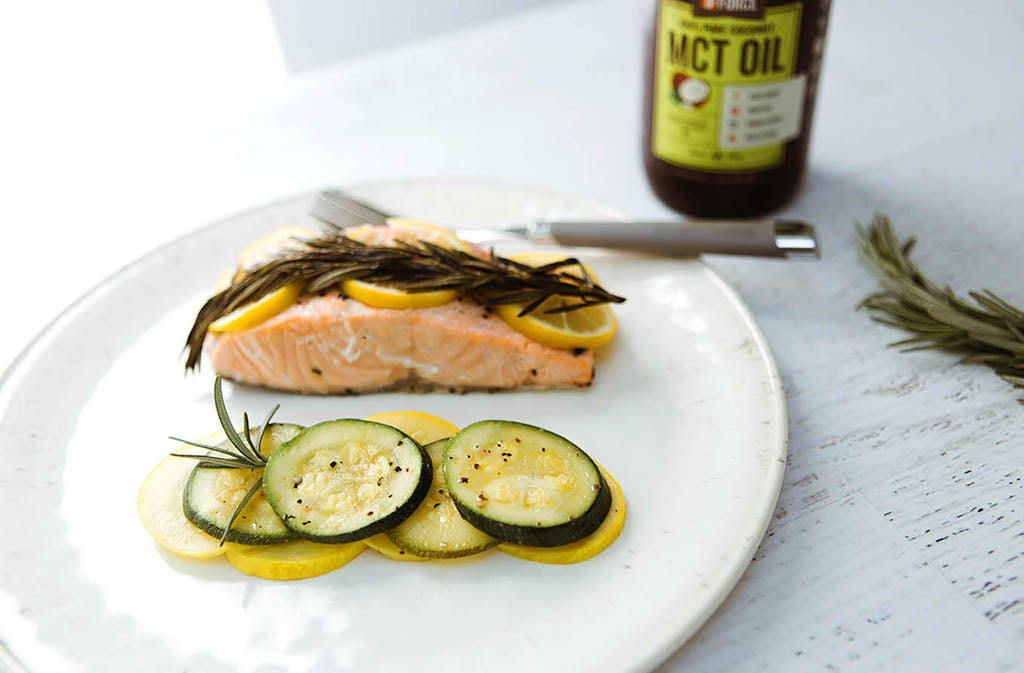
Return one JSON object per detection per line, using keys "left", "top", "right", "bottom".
{"left": 363, "top": 410, "right": 460, "bottom": 445}
{"left": 225, "top": 539, "right": 366, "bottom": 580}
{"left": 137, "top": 450, "right": 224, "bottom": 560}
{"left": 497, "top": 464, "right": 625, "bottom": 564}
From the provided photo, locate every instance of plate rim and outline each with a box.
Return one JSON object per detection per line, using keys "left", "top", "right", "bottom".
{"left": 634, "top": 264, "right": 788, "bottom": 671}
{"left": 0, "top": 179, "right": 787, "bottom": 673}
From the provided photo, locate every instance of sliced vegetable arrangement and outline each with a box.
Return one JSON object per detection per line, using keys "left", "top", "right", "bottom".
{"left": 137, "top": 378, "right": 625, "bottom": 579}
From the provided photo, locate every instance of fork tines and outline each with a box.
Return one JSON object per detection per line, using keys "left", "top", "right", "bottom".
{"left": 311, "top": 189, "right": 392, "bottom": 229}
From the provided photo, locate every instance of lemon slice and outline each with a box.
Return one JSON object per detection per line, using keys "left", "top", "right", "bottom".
{"left": 342, "top": 219, "right": 466, "bottom": 310}
{"left": 137, "top": 435, "right": 226, "bottom": 560}
{"left": 224, "top": 539, "right": 366, "bottom": 580}
{"left": 236, "top": 225, "right": 315, "bottom": 273}
{"left": 209, "top": 226, "right": 313, "bottom": 327}
{"left": 497, "top": 463, "right": 625, "bottom": 564}
{"left": 214, "top": 267, "right": 234, "bottom": 292}
{"left": 208, "top": 282, "right": 305, "bottom": 333}
{"left": 388, "top": 217, "right": 472, "bottom": 251}
{"left": 342, "top": 280, "right": 457, "bottom": 310}
{"left": 346, "top": 218, "right": 469, "bottom": 252}
{"left": 495, "top": 252, "right": 617, "bottom": 350}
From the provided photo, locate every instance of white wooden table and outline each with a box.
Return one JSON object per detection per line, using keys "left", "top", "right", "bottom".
{"left": 3, "top": 0, "right": 1024, "bottom": 670}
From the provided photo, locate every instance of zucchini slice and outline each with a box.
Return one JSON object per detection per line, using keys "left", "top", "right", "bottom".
{"left": 365, "top": 534, "right": 429, "bottom": 562}
{"left": 386, "top": 439, "right": 497, "bottom": 558}
{"left": 498, "top": 463, "right": 625, "bottom": 564}
{"left": 183, "top": 423, "right": 303, "bottom": 545}
{"left": 442, "top": 421, "right": 611, "bottom": 547}
{"left": 263, "top": 419, "right": 432, "bottom": 543}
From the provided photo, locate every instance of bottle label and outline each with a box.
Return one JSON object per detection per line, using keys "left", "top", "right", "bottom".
{"left": 651, "top": 0, "right": 804, "bottom": 173}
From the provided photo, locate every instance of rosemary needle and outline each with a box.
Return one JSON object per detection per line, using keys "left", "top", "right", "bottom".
{"left": 184, "top": 229, "right": 625, "bottom": 370}
{"left": 857, "top": 215, "right": 1024, "bottom": 402}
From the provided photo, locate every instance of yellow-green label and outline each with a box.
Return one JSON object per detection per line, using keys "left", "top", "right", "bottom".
{"left": 651, "top": 0, "right": 804, "bottom": 172}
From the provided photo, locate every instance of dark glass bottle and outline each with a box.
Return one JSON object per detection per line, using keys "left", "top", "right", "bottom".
{"left": 643, "top": 0, "right": 830, "bottom": 217}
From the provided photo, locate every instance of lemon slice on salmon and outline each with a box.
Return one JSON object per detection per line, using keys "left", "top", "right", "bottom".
{"left": 207, "top": 226, "right": 313, "bottom": 332}
{"left": 387, "top": 218, "right": 472, "bottom": 251}
{"left": 495, "top": 252, "right": 618, "bottom": 350}
{"left": 342, "top": 219, "right": 467, "bottom": 310}
{"left": 345, "top": 218, "right": 470, "bottom": 252}
{"left": 342, "top": 280, "right": 457, "bottom": 310}
{"left": 236, "top": 225, "right": 315, "bottom": 274}
{"left": 224, "top": 539, "right": 366, "bottom": 580}
{"left": 208, "top": 282, "right": 305, "bottom": 333}
{"left": 137, "top": 436, "right": 226, "bottom": 559}
{"left": 497, "top": 463, "right": 625, "bottom": 564}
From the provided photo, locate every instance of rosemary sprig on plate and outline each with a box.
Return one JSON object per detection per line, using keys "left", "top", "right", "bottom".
{"left": 169, "top": 376, "right": 280, "bottom": 544}
{"left": 184, "top": 228, "right": 625, "bottom": 370}
{"left": 857, "top": 214, "right": 1024, "bottom": 401}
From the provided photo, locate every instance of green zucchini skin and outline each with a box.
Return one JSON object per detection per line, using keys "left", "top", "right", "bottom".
{"left": 386, "top": 439, "right": 498, "bottom": 559}
{"left": 442, "top": 421, "right": 612, "bottom": 547}
{"left": 182, "top": 477, "right": 292, "bottom": 545}
{"left": 182, "top": 423, "right": 303, "bottom": 545}
{"left": 263, "top": 419, "right": 433, "bottom": 544}
{"left": 450, "top": 472, "right": 610, "bottom": 547}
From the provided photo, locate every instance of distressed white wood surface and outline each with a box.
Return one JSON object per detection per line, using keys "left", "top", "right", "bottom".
{"left": 3, "top": 0, "right": 1024, "bottom": 670}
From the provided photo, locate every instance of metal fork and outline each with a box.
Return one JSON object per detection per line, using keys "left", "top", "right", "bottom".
{"left": 309, "top": 189, "right": 819, "bottom": 259}
{"left": 310, "top": 189, "right": 390, "bottom": 228}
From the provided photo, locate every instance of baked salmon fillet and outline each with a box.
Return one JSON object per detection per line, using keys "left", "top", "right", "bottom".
{"left": 208, "top": 293, "right": 594, "bottom": 393}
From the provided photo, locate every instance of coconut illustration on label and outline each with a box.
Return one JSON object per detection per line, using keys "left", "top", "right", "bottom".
{"left": 671, "top": 72, "right": 710, "bottom": 108}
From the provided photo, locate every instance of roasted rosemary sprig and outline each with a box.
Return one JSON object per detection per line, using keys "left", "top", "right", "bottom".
{"left": 857, "top": 215, "right": 1024, "bottom": 401}
{"left": 184, "top": 227, "right": 625, "bottom": 370}
{"left": 169, "top": 376, "right": 281, "bottom": 544}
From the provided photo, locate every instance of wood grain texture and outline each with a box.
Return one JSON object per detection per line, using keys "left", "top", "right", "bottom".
{"left": 660, "top": 114, "right": 1024, "bottom": 671}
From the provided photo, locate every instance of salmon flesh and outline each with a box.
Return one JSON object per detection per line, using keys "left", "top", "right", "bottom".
{"left": 208, "top": 293, "right": 594, "bottom": 393}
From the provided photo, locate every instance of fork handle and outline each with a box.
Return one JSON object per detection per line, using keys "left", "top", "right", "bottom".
{"left": 538, "top": 219, "right": 819, "bottom": 259}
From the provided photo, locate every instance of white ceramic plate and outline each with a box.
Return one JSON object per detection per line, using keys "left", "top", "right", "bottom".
{"left": 0, "top": 181, "right": 785, "bottom": 673}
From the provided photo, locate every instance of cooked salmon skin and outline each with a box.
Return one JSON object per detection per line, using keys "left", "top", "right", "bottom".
{"left": 208, "top": 293, "right": 594, "bottom": 393}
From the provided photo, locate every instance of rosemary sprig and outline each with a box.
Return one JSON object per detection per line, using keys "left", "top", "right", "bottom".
{"left": 857, "top": 214, "right": 1024, "bottom": 401}
{"left": 169, "top": 376, "right": 280, "bottom": 544}
{"left": 184, "top": 228, "right": 626, "bottom": 370}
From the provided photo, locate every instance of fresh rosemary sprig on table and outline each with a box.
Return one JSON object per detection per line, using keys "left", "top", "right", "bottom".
{"left": 184, "top": 228, "right": 625, "bottom": 370}
{"left": 857, "top": 215, "right": 1024, "bottom": 401}
{"left": 169, "top": 376, "right": 280, "bottom": 545}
